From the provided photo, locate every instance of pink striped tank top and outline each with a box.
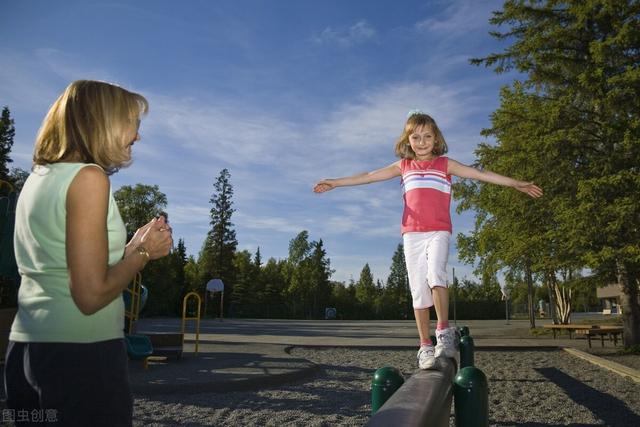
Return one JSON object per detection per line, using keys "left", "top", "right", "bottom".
{"left": 400, "top": 156, "right": 452, "bottom": 234}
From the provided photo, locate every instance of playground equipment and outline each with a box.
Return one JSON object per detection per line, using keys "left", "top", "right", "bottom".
{"left": 123, "top": 273, "right": 153, "bottom": 368}
{"left": 368, "top": 326, "right": 488, "bottom": 427}
{"left": 459, "top": 335, "right": 475, "bottom": 369}
{"left": 368, "top": 358, "right": 456, "bottom": 427}
{"left": 181, "top": 291, "right": 202, "bottom": 356}
{"left": 203, "top": 278, "right": 224, "bottom": 320}
{"left": 124, "top": 273, "right": 147, "bottom": 334}
{"left": 371, "top": 367, "right": 405, "bottom": 414}
{"left": 124, "top": 334, "right": 153, "bottom": 369}
{"left": 453, "top": 366, "right": 489, "bottom": 427}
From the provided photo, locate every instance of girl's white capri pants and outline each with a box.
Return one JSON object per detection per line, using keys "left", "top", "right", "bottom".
{"left": 403, "top": 231, "right": 450, "bottom": 309}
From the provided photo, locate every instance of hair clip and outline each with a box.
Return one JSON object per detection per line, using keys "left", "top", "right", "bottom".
{"left": 406, "top": 109, "right": 425, "bottom": 118}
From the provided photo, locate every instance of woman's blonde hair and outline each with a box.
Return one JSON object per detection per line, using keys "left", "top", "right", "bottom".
{"left": 33, "top": 80, "right": 148, "bottom": 174}
{"left": 394, "top": 112, "right": 448, "bottom": 159}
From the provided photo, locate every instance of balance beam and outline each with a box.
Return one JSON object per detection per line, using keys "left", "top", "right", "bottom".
{"left": 366, "top": 358, "right": 456, "bottom": 427}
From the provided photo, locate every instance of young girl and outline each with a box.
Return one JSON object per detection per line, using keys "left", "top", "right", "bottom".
{"left": 314, "top": 111, "right": 542, "bottom": 369}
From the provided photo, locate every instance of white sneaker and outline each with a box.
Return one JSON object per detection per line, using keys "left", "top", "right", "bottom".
{"left": 434, "top": 327, "right": 459, "bottom": 359}
{"left": 417, "top": 345, "right": 436, "bottom": 370}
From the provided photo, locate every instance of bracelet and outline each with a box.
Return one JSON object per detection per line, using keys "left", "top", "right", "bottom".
{"left": 136, "top": 246, "right": 151, "bottom": 269}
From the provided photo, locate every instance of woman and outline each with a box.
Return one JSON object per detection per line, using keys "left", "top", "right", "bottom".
{"left": 5, "top": 80, "right": 173, "bottom": 426}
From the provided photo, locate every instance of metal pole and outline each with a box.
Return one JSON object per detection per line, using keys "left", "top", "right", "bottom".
{"left": 505, "top": 297, "right": 510, "bottom": 325}
{"left": 453, "top": 267, "right": 457, "bottom": 326}
{"left": 220, "top": 291, "right": 224, "bottom": 321}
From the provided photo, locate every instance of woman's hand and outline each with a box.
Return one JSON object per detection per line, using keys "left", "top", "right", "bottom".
{"left": 125, "top": 217, "right": 156, "bottom": 257}
{"left": 514, "top": 181, "right": 543, "bottom": 198}
{"left": 313, "top": 179, "right": 336, "bottom": 193}
{"left": 136, "top": 216, "right": 173, "bottom": 260}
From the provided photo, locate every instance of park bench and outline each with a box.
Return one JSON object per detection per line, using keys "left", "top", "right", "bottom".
{"left": 543, "top": 324, "right": 594, "bottom": 339}
{"left": 585, "top": 326, "right": 624, "bottom": 349}
{"left": 543, "top": 324, "right": 623, "bottom": 348}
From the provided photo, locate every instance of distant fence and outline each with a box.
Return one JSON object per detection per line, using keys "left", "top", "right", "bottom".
{"left": 509, "top": 303, "right": 604, "bottom": 318}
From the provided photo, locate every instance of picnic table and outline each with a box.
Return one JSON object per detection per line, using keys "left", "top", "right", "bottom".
{"left": 543, "top": 324, "right": 624, "bottom": 348}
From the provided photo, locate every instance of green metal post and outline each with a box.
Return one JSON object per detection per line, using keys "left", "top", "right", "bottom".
{"left": 371, "top": 366, "right": 404, "bottom": 415}
{"left": 459, "top": 335, "right": 475, "bottom": 368}
{"left": 453, "top": 366, "right": 489, "bottom": 427}
{"left": 458, "top": 326, "right": 469, "bottom": 337}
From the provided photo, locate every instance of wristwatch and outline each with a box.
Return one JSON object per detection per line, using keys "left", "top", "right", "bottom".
{"left": 136, "top": 246, "right": 150, "bottom": 268}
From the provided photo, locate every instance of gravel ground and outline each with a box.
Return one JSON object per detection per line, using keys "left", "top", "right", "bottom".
{"left": 132, "top": 347, "right": 640, "bottom": 427}
{"left": 587, "top": 348, "right": 640, "bottom": 371}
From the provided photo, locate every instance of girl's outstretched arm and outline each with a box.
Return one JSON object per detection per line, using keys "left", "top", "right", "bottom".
{"left": 314, "top": 161, "right": 401, "bottom": 193}
{"left": 447, "top": 158, "right": 543, "bottom": 198}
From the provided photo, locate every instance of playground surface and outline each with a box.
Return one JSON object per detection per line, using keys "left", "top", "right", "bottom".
{"left": 130, "top": 317, "right": 640, "bottom": 394}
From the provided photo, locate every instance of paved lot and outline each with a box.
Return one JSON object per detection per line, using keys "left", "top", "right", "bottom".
{"left": 130, "top": 317, "right": 614, "bottom": 394}
{"left": 136, "top": 317, "right": 593, "bottom": 347}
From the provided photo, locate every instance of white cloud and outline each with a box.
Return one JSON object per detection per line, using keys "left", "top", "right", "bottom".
{"left": 235, "top": 212, "right": 308, "bottom": 234}
{"left": 0, "top": 50, "right": 61, "bottom": 113}
{"left": 415, "top": 1, "right": 500, "bottom": 36}
{"left": 313, "top": 21, "right": 376, "bottom": 47}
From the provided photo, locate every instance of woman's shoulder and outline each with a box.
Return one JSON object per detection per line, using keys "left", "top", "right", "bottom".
{"left": 68, "top": 164, "right": 109, "bottom": 192}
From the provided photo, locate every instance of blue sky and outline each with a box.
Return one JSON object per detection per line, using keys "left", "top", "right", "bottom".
{"left": 2, "top": 0, "right": 515, "bottom": 285}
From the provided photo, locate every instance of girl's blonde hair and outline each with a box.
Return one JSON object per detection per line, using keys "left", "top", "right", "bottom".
{"left": 33, "top": 80, "right": 148, "bottom": 174}
{"left": 394, "top": 112, "right": 448, "bottom": 159}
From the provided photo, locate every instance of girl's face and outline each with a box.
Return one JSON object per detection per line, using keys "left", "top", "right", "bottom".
{"left": 408, "top": 124, "right": 436, "bottom": 160}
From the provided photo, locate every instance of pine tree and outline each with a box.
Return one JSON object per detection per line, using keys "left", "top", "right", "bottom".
{"left": 386, "top": 243, "right": 410, "bottom": 319}
{"left": 0, "top": 107, "right": 16, "bottom": 183}
{"left": 230, "top": 250, "right": 253, "bottom": 317}
{"left": 173, "top": 239, "right": 188, "bottom": 312}
{"left": 201, "top": 169, "right": 238, "bottom": 315}
{"left": 308, "top": 239, "right": 333, "bottom": 319}
{"left": 355, "top": 263, "right": 376, "bottom": 318}
{"left": 262, "top": 258, "right": 287, "bottom": 318}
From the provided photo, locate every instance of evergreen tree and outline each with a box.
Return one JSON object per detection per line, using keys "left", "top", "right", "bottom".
{"left": 230, "top": 250, "right": 253, "bottom": 317}
{"left": 173, "top": 238, "right": 188, "bottom": 312}
{"left": 330, "top": 281, "right": 357, "bottom": 320}
{"left": 8, "top": 168, "right": 29, "bottom": 192}
{"left": 470, "top": 0, "right": 640, "bottom": 344}
{"left": 308, "top": 239, "right": 333, "bottom": 318}
{"left": 254, "top": 247, "right": 263, "bottom": 269}
{"left": 355, "top": 263, "right": 377, "bottom": 318}
{"left": 285, "top": 231, "right": 311, "bottom": 318}
{"left": 201, "top": 168, "right": 238, "bottom": 316}
{"left": 261, "top": 258, "right": 287, "bottom": 318}
{"left": 0, "top": 107, "right": 15, "bottom": 183}
{"left": 386, "top": 243, "right": 410, "bottom": 319}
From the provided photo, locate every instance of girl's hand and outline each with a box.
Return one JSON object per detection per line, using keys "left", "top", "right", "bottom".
{"left": 314, "top": 180, "right": 336, "bottom": 193}
{"left": 514, "top": 181, "right": 543, "bottom": 198}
